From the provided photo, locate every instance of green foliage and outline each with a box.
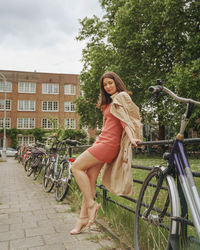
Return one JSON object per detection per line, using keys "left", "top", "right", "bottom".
{"left": 7, "top": 128, "right": 18, "bottom": 148}
{"left": 75, "top": 0, "right": 200, "bottom": 139}
{"left": 32, "top": 128, "right": 46, "bottom": 142}
{"left": 167, "top": 59, "right": 200, "bottom": 134}
{"left": 5, "top": 128, "right": 46, "bottom": 148}
{"left": 3, "top": 128, "right": 87, "bottom": 148}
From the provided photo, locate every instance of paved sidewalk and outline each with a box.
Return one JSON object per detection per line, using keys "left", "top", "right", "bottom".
{"left": 0, "top": 158, "right": 116, "bottom": 250}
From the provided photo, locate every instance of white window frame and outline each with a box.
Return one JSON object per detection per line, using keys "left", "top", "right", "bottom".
{"left": 0, "top": 118, "right": 11, "bottom": 129}
{"left": 42, "top": 83, "right": 59, "bottom": 94}
{"left": 17, "top": 135, "right": 35, "bottom": 146}
{"left": 42, "top": 101, "right": 58, "bottom": 112}
{"left": 64, "top": 84, "right": 76, "bottom": 95}
{"left": 42, "top": 118, "right": 58, "bottom": 129}
{"left": 0, "top": 81, "right": 12, "bottom": 92}
{"left": 0, "top": 99, "right": 11, "bottom": 110}
{"left": 18, "top": 82, "right": 36, "bottom": 93}
{"left": 65, "top": 118, "right": 76, "bottom": 129}
{"left": 17, "top": 118, "right": 35, "bottom": 129}
{"left": 64, "top": 102, "right": 76, "bottom": 112}
{"left": 18, "top": 100, "right": 35, "bottom": 111}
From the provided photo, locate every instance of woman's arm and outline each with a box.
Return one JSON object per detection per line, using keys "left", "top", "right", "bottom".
{"left": 124, "top": 126, "right": 141, "bottom": 148}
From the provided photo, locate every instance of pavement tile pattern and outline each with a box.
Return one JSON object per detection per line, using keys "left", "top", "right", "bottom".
{"left": 0, "top": 158, "right": 117, "bottom": 250}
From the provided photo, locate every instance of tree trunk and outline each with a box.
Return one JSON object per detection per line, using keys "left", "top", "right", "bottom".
{"left": 159, "top": 124, "right": 165, "bottom": 140}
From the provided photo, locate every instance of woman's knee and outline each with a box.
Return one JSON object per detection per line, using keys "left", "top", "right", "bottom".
{"left": 71, "top": 162, "right": 78, "bottom": 175}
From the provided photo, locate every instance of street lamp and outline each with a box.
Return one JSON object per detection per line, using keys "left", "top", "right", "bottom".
{"left": 0, "top": 72, "right": 7, "bottom": 161}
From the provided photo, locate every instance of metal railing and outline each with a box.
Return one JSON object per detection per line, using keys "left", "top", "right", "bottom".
{"left": 94, "top": 138, "right": 200, "bottom": 222}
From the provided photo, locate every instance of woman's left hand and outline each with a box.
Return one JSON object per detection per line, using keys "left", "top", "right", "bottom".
{"left": 131, "top": 139, "right": 142, "bottom": 148}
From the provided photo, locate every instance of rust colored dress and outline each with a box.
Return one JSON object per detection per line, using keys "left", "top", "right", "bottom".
{"left": 88, "top": 103, "right": 127, "bottom": 163}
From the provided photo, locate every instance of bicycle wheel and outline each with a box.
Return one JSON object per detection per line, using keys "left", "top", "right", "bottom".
{"left": 56, "top": 161, "right": 72, "bottom": 201}
{"left": 32, "top": 161, "right": 43, "bottom": 181}
{"left": 42, "top": 162, "right": 55, "bottom": 192}
{"left": 24, "top": 157, "right": 30, "bottom": 171}
{"left": 134, "top": 167, "right": 180, "bottom": 250}
{"left": 26, "top": 158, "right": 33, "bottom": 177}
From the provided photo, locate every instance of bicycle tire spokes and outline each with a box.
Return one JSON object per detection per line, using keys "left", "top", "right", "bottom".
{"left": 43, "top": 163, "right": 55, "bottom": 192}
{"left": 56, "top": 161, "right": 72, "bottom": 201}
{"left": 134, "top": 167, "right": 180, "bottom": 250}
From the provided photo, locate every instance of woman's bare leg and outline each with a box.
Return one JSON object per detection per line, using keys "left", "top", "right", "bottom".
{"left": 79, "top": 163, "right": 103, "bottom": 218}
{"left": 71, "top": 150, "right": 104, "bottom": 208}
{"left": 70, "top": 152, "right": 104, "bottom": 234}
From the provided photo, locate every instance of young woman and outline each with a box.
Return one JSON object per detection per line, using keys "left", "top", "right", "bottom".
{"left": 70, "top": 72, "right": 143, "bottom": 235}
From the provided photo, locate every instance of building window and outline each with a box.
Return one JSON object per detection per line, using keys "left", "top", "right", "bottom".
{"left": 17, "top": 118, "right": 35, "bottom": 129}
{"left": 0, "top": 81, "right": 12, "bottom": 92}
{"left": 0, "top": 118, "right": 11, "bottom": 128}
{"left": 42, "top": 101, "right": 58, "bottom": 111}
{"left": 0, "top": 99, "right": 11, "bottom": 110}
{"left": 65, "top": 118, "right": 76, "bottom": 129}
{"left": 18, "top": 82, "right": 36, "bottom": 93}
{"left": 18, "top": 100, "right": 35, "bottom": 111}
{"left": 42, "top": 118, "right": 58, "bottom": 129}
{"left": 64, "top": 84, "right": 76, "bottom": 95}
{"left": 42, "top": 83, "right": 59, "bottom": 94}
{"left": 64, "top": 102, "right": 75, "bottom": 112}
{"left": 17, "top": 135, "right": 35, "bottom": 145}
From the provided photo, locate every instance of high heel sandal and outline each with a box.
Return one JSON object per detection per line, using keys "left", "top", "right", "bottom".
{"left": 70, "top": 216, "right": 89, "bottom": 235}
{"left": 87, "top": 201, "right": 104, "bottom": 228}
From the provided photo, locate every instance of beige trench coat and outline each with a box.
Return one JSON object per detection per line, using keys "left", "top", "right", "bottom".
{"left": 101, "top": 91, "right": 143, "bottom": 196}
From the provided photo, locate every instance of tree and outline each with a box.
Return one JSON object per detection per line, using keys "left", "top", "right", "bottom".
{"left": 75, "top": 0, "right": 200, "bottom": 139}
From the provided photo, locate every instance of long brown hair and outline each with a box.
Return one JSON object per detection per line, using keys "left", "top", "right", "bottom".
{"left": 98, "top": 72, "right": 132, "bottom": 110}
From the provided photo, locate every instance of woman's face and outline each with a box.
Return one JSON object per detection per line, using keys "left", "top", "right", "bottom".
{"left": 103, "top": 77, "right": 117, "bottom": 95}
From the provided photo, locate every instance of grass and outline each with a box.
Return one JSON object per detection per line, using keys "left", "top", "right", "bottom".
{"left": 33, "top": 154, "right": 200, "bottom": 248}
{"left": 67, "top": 154, "right": 200, "bottom": 248}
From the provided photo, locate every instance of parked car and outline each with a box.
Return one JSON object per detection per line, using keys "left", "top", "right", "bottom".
{"left": 0, "top": 147, "right": 18, "bottom": 157}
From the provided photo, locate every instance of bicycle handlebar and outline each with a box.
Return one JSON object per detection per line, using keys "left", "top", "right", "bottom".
{"left": 149, "top": 85, "right": 200, "bottom": 106}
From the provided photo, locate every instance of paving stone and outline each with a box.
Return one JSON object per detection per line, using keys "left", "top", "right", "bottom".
{"left": 10, "top": 236, "right": 44, "bottom": 249}
{"left": 0, "top": 224, "right": 9, "bottom": 233}
{"left": 29, "top": 243, "right": 67, "bottom": 250}
{"left": 0, "top": 241, "right": 9, "bottom": 250}
{"left": 43, "top": 232, "right": 76, "bottom": 245}
{"left": 0, "top": 207, "right": 20, "bottom": 214}
{"left": 0, "top": 216, "right": 22, "bottom": 225}
{"left": 64, "top": 240, "right": 103, "bottom": 250}
{"left": 10, "top": 221, "right": 38, "bottom": 231}
{"left": 0, "top": 229, "right": 24, "bottom": 241}
{"left": 25, "top": 226, "right": 55, "bottom": 237}
{"left": 0, "top": 213, "right": 8, "bottom": 219}
{"left": 0, "top": 158, "right": 118, "bottom": 250}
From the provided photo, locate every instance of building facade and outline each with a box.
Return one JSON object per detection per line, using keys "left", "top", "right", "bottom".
{"left": 0, "top": 69, "right": 93, "bottom": 147}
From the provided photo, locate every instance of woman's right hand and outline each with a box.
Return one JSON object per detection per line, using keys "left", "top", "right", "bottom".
{"left": 131, "top": 139, "right": 142, "bottom": 148}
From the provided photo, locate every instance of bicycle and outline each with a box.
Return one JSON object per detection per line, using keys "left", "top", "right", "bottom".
{"left": 134, "top": 80, "right": 200, "bottom": 250}
{"left": 25, "top": 146, "right": 47, "bottom": 180}
{"left": 42, "top": 138, "right": 80, "bottom": 201}
{"left": 55, "top": 139, "right": 80, "bottom": 201}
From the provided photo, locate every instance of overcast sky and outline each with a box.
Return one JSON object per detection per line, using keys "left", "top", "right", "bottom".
{"left": 0, "top": 0, "right": 104, "bottom": 74}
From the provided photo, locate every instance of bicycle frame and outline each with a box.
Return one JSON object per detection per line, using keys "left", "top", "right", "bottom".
{"left": 172, "top": 139, "right": 200, "bottom": 239}
{"left": 134, "top": 82, "right": 200, "bottom": 249}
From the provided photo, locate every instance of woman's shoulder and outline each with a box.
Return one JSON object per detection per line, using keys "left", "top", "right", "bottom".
{"left": 114, "top": 91, "right": 131, "bottom": 101}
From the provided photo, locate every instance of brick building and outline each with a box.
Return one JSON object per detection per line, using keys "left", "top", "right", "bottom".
{"left": 0, "top": 69, "right": 96, "bottom": 147}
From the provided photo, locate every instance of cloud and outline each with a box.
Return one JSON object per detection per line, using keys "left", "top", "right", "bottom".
{"left": 0, "top": 0, "right": 78, "bottom": 48}
{"left": 0, "top": 0, "right": 103, "bottom": 73}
